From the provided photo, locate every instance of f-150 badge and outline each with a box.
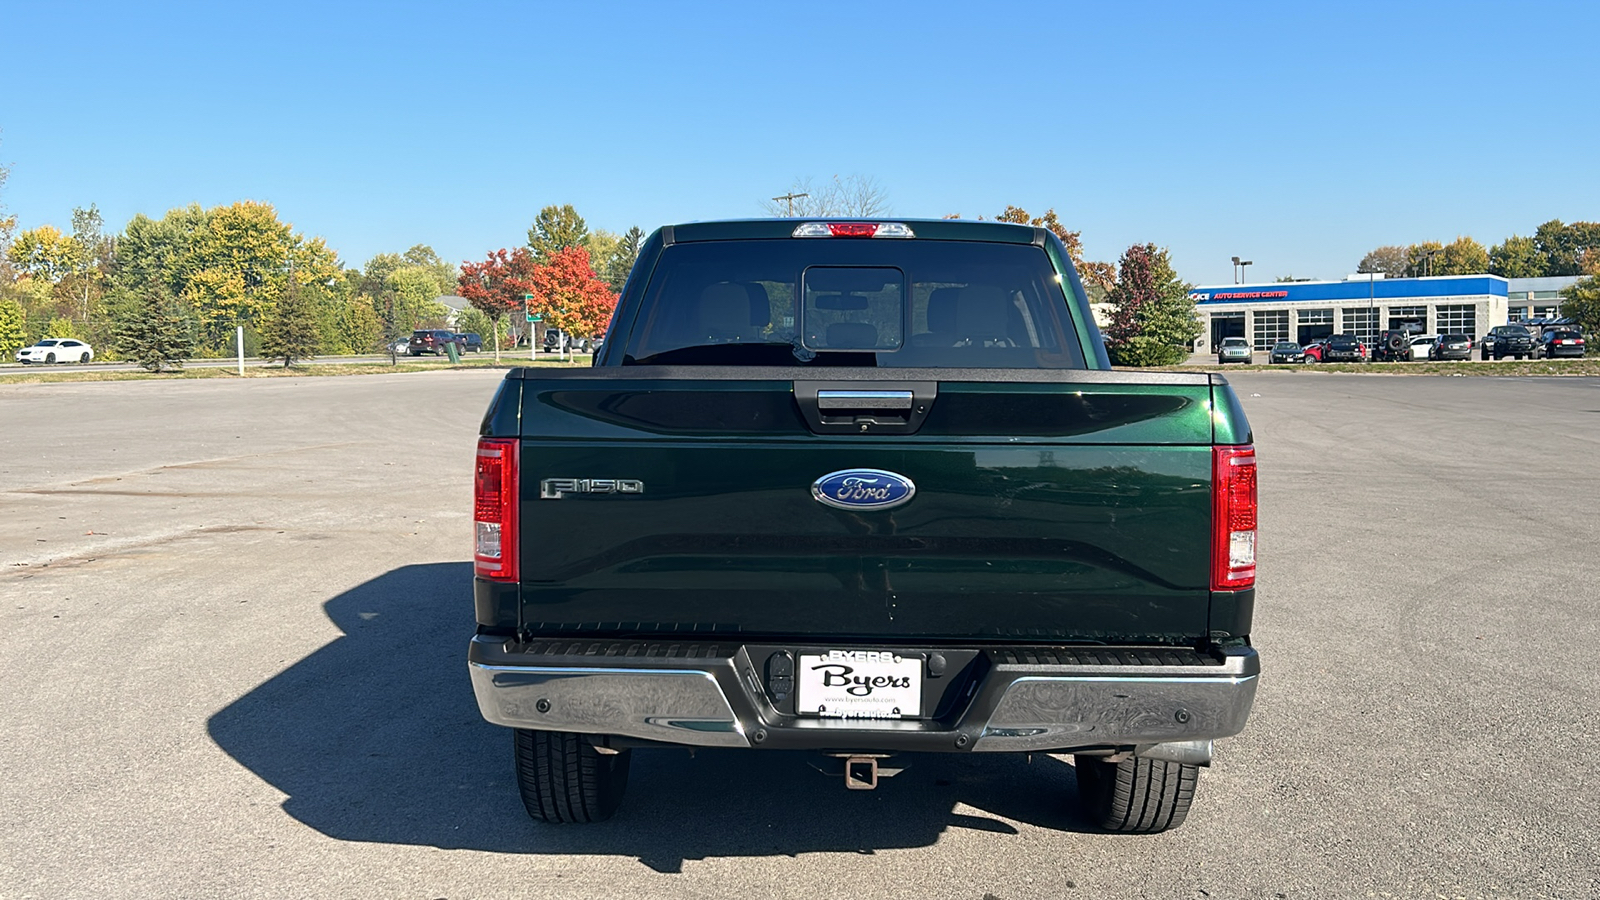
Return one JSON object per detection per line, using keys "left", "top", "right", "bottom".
{"left": 540, "top": 478, "right": 644, "bottom": 499}
{"left": 811, "top": 469, "right": 915, "bottom": 511}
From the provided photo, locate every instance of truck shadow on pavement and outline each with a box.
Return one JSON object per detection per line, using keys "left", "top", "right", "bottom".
{"left": 208, "top": 563, "right": 1094, "bottom": 872}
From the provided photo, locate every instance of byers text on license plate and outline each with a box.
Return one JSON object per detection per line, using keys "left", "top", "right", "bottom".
{"left": 797, "top": 650, "right": 921, "bottom": 719}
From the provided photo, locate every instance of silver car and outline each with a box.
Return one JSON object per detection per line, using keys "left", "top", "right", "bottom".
{"left": 1216, "top": 337, "right": 1253, "bottom": 364}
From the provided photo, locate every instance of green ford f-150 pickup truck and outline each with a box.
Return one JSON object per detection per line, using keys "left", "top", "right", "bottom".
{"left": 468, "top": 218, "right": 1259, "bottom": 832}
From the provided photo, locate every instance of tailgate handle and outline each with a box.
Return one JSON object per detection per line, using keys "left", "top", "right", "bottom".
{"left": 795, "top": 382, "right": 937, "bottom": 435}
{"left": 817, "top": 390, "right": 914, "bottom": 411}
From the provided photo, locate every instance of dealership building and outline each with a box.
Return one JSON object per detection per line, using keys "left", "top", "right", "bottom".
{"left": 1188, "top": 275, "right": 1579, "bottom": 352}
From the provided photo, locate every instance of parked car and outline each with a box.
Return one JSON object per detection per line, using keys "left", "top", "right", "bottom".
{"left": 1374, "top": 328, "right": 1420, "bottom": 362}
{"left": 1321, "top": 334, "right": 1365, "bottom": 363}
{"left": 1216, "top": 336, "right": 1252, "bottom": 364}
{"left": 1481, "top": 325, "right": 1536, "bottom": 360}
{"left": 457, "top": 332, "right": 484, "bottom": 353}
{"left": 1300, "top": 338, "right": 1327, "bottom": 362}
{"left": 408, "top": 329, "right": 462, "bottom": 356}
{"left": 1535, "top": 329, "right": 1586, "bottom": 359}
{"left": 1268, "top": 341, "right": 1304, "bottom": 364}
{"left": 1429, "top": 334, "right": 1472, "bottom": 361}
{"left": 388, "top": 337, "right": 410, "bottom": 355}
{"left": 16, "top": 338, "right": 94, "bottom": 364}
{"left": 542, "top": 330, "right": 593, "bottom": 353}
{"left": 1407, "top": 335, "right": 1438, "bottom": 361}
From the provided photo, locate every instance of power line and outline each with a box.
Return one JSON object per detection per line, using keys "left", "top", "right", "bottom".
{"left": 772, "top": 191, "right": 809, "bottom": 216}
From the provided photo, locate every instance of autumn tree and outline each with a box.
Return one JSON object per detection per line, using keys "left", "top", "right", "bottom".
{"left": 527, "top": 205, "right": 589, "bottom": 265}
{"left": 1489, "top": 236, "right": 1544, "bottom": 278}
{"left": 7, "top": 224, "right": 81, "bottom": 283}
{"left": 458, "top": 247, "right": 537, "bottom": 362}
{"left": 993, "top": 205, "right": 1116, "bottom": 290}
{"left": 524, "top": 246, "right": 618, "bottom": 358}
{"left": 1434, "top": 236, "right": 1489, "bottom": 276}
{"left": 1404, "top": 241, "right": 1446, "bottom": 277}
{"left": 1357, "top": 246, "right": 1408, "bottom": 277}
{"left": 1103, "top": 243, "right": 1199, "bottom": 367}
{"left": 111, "top": 284, "right": 195, "bottom": 372}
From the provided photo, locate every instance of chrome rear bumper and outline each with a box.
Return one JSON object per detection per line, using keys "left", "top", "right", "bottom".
{"left": 469, "top": 635, "right": 1259, "bottom": 755}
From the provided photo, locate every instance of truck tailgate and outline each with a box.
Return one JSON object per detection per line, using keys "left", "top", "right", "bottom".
{"left": 509, "top": 368, "right": 1222, "bottom": 642}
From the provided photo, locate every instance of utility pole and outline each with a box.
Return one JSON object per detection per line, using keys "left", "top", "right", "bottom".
{"left": 772, "top": 191, "right": 809, "bottom": 216}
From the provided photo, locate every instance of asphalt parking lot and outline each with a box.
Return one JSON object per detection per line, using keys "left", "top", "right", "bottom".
{"left": 2, "top": 370, "right": 1597, "bottom": 900}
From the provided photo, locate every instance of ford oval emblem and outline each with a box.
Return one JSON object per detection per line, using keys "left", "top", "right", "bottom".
{"left": 811, "top": 469, "right": 916, "bottom": 511}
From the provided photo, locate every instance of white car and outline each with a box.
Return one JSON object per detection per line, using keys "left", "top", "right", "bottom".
{"left": 1408, "top": 335, "right": 1437, "bottom": 361}
{"left": 16, "top": 338, "right": 94, "bottom": 364}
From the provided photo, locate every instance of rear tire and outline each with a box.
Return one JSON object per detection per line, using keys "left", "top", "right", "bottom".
{"left": 513, "top": 730, "right": 631, "bottom": 823}
{"left": 1074, "top": 754, "right": 1199, "bottom": 833}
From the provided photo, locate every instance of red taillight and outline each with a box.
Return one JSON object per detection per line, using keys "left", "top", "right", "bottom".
{"left": 474, "top": 437, "right": 518, "bottom": 581}
{"left": 827, "top": 222, "right": 879, "bottom": 237}
{"left": 1212, "top": 445, "right": 1257, "bottom": 591}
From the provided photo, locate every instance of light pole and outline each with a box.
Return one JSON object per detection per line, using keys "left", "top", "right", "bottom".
{"left": 1419, "top": 247, "right": 1442, "bottom": 277}
{"left": 1232, "top": 256, "right": 1254, "bottom": 284}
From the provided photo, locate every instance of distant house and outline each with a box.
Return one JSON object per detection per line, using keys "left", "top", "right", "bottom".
{"left": 435, "top": 295, "right": 469, "bottom": 327}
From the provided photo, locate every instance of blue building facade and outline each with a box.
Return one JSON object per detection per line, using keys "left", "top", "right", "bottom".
{"left": 1188, "top": 275, "right": 1512, "bottom": 351}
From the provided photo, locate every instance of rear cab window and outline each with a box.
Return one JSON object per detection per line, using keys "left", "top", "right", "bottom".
{"left": 618, "top": 239, "right": 1085, "bottom": 368}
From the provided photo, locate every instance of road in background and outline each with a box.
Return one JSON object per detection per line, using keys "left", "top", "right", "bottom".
{"left": 0, "top": 352, "right": 544, "bottom": 374}
{"left": 1, "top": 371, "right": 1597, "bottom": 899}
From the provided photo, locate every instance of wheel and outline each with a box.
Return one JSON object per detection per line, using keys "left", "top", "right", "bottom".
{"left": 513, "top": 730, "right": 631, "bottom": 823}
{"left": 1075, "top": 754, "right": 1198, "bottom": 833}
{"left": 45, "top": 352, "right": 56, "bottom": 364}
{"left": 80, "top": 352, "right": 90, "bottom": 363}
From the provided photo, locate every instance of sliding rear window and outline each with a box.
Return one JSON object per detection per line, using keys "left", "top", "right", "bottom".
{"left": 619, "top": 239, "right": 1085, "bottom": 368}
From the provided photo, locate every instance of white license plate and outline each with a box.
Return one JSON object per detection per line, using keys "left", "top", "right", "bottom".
{"left": 797, "top": 651, "right": 921, "bottom": 719}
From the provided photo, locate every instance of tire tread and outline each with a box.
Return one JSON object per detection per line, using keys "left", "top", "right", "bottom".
{"left": 1075, "top": 754, "right": 1199, "bottom": 833}
{"left": 513, "top": 729, "right": 630, "bottom": 823}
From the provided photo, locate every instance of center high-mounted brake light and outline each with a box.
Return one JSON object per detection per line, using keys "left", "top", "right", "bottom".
{"left": 791, "top": 222, "right": 916, "bottom": 239}
{"left": 474, "top": 437, "right": 519, "bottom": 582}
{"left": 1211, "top": 445, "right": 1257, "bottom": 591}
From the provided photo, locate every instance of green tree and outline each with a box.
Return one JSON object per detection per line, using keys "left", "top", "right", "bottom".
{"left": 388, "top": 266, "right": 452, "bottom": 330}
{"left": 1489, "top": 236, "right": 1543, "bottom": 278}
{"left": 606, "top": 225, "right": 645, "bottom": 292}
{"left": 454, "top": 305, "right": 511, "bottom": 346}
{"left": 0, "top": 298, "right": 25, "bottom": 358}
{"left": 259, "top": 279, "right": 322, "bottom": 367}
{"left": 45, "top": 316, "right": 77, "bottom": 338}
{"left": 1357, "top": 245, "right": 1408, "bottom": 277}
{"left": 116, "top": 205, "right": 208, "bottom": 300}
{"left": 1103, "top": 243, "right": 1199, "bottom": 366}
{"left": 1534, "top": 219, "right": 1600, "bottom": 276}
{"left": 1434, "top": 236, "right": 1489, "bottom": 276}
{"left": 527, "top": 204, "right": 589, "bottom": 264}
{"left": 1559, "top": 276, "right": 1600, "bottom": 338}
{"left": 111, "top": 285, "right": 195, "bottom": 372}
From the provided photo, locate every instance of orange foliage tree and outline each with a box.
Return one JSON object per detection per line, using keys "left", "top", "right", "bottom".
{"left": 524, "top": 245, "right": 619, "bottom": 348}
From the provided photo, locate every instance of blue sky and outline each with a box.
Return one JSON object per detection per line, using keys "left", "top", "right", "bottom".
{"left": 2, "top": 0, "right": 1596, "bottom": 286}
